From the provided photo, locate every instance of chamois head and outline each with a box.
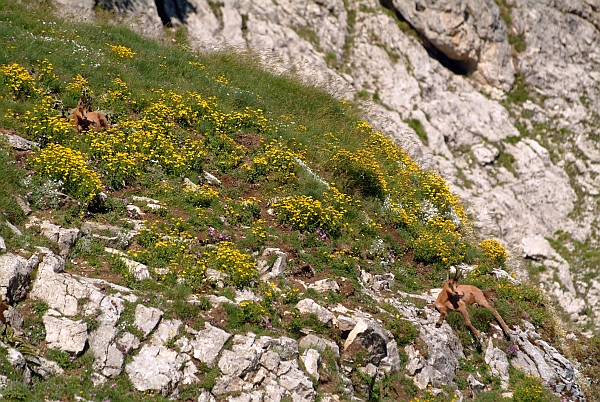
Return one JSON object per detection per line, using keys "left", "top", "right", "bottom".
{"left": 445, "top": 266, "right": 463, "bottom": 297}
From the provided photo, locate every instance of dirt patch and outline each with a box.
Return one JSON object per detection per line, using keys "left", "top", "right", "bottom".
{"left": 339, "top": 280, "right": 355, "bottom": 297}
{"left": 165, "top": 205, "right": 191, "bottom": 221}
{"left": 302, "top": 269, "right": 333, "bottom": 284}
{"left": 291, "top": 263, "right": 316, "bottom": 279}
{"left": 11, "top": 149, "right": 31, "bottom": 163}
{"left": 235, "top": 132, "right": 262, "bottom": 151}
{"left": 341, "top": 342, "right": 368, "bottom": 365}
{"left": 220, "top": 173, "right": 239, "bottom": 189}
{"left": 382, "top": 224, "right": 408, "bottom": 249}
{"left": 209, "top": 304, "right": 228, "bottom": 328}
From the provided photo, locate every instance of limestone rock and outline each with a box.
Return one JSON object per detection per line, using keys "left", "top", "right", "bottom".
{"left": 413, "top": 314, "right": 464, "bottom": 389}
{"left": 5, "top": 221, "right": 22, "bottom": 236}
{"left": 132, "top": 196, "right": 161, "bottom": 204}
{"left": 197, "top": 390, "right": 216, "bottom": 402}
{"left": 0, "top": 374, "right": 8, "bottom": 388}
{"left": 522, "top": 235, "right": 555, "bottom": 260}
{"left": 510, "top": 325, "right": 585, "bottom": 400}
{"left": 191, "top": 323, "right": 231, "bottom": 366}
{"left": 82, "top": 222, "right": 134, "bottom": 249}
{"left": 296, "top": 298, "right": 335, "bottom": 325}
{"left": 2, "top": 133, "right": 38, "bottom": 151}
{"left": 263, "top": 336, "right": 298, "bottom": 360}
{"left": 28, "top": 249, "right": 132, "bottom": 377}
{"left": 151, "top": 319, "right": 182, "bottom": 346}
{"left": 205, "top": 268, "right": 228, "bottom": 287}
{"left": 105, "top": 248, "right": 150, "bottom": 281}
{"left": 89, "top": 324, "right": 123, "bottom": 378}
{"left": 3, "top": 305, "right": 24, "bottom": 329}
{"left": 257, "top": 248, "right": 287, "bottom": 280}
{"left": 405, "top": 345, "right": 425, "bottom": 376}
{"left": 390, "top": 0, "right": 514, "bottom": 90}
{"left": 300, "top": 348, "right": 321, "bottom": 381}
{"left": 134, "top": 304, "right": 163, "bottom": 337}
{"left": 13, "top": 196, "right": 31, "bottom": 216}
{"left": 43, "top": 315, "right": 88, "bottom": 354}
{"left": 371, "top": 273, "right": 395, "bottom": 291}
{"left": 6, "top": 348, "right": 27, "bottom": 374}
{"left": 277, "top": 362, "right": 316, "bottom": 401}
{"left": 343, "top": 318, "right": 389, "bottom": 366}
{"left": 39, "top": 220, "right": 81, "bottom": 257}
{"left": 298, "top": 334, "right": 340, "bottom": 358}
{"left": 125, "top": 344, "right": 185, "bottom": 395}
{"left": 0, "top": 253, "right": 34, "bottom": 303}
{"left": 259, "top": 350, "right": 281, "bottom": 372}
{"left": 308, "top": 278, "right": 339, "bottom": 293}
{"left": 484, "top": 338, "right": 510, "bottom": 389}
{"left": 211, "top": 375, "right": 247, "bottom": 396}
{"left": 26, "top": 355, "right": 64, "bottom": 379}
{"left": 467, "top": 373, "right": 485, "bottom": 395}
{"left": 380, "top": 339, "right": 402, "bottom": 374}
{"left": 204, "top": 171, "right": 221, "bottom": 185}
{"left": 335, "top": 315, "right": 357, "bottom": 331}
{"left": 218, "top": 348, "right": 260, "bottom": 378}
{"left": 472, "top": 143, "right": 500, "bottom": 166}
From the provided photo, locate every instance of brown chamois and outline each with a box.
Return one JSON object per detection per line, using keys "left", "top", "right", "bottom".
{"left": 434, "top": 267, "right": 511, "bottom": 339}
{"left": 71, "top": 98, "right": 108, "bottom": 133}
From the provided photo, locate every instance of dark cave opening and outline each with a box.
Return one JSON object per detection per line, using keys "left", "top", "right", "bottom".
{"left": 378, "top": 0, "right": 476, "bottom": 76}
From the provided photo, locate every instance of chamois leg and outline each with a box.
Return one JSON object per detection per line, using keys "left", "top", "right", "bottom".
{"left": 476, "top": 297, "right": 512, "bottom": 339}
{"left": 457, "top": 305, "right": 481, "bottom": 338}
{"left": 435, "top": 304, "right": 448, "bottom": 327}
{"left": 490, "top": 308, "right": 511, "bottom": 338}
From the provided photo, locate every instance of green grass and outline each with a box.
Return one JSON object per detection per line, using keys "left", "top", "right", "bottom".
{"left": 505, "top": 73, "right": 530, "bottom": 104}
{"left": 509, "top": 32, "right": 527, "bottom": 53}
{"left": 497, "top": 149, "right": 518, "bottom": 177}
{"left": 0, "top": 140, "right": 27, "bottom": 226}
{"left": 404, "top": 118, "right": 428, "bottom": 145}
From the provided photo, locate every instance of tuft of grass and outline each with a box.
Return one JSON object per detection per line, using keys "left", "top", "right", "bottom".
{"left": 505, "top": 74, "right": 530, "bottom": 104}
{"left": 404, "top": 118, "right": 428, "bottom": 145}
{"left": 496, "top": 150, "right": 518, "bottom": 177}
{"left": 509, "top": 32, "right": 527, "bottom": 53}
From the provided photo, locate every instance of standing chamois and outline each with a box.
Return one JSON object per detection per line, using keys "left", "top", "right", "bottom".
{"left": 71, "top": 98, "right": 109, "bottom": 133}
{"left": 434, "top": 267, "right": 511, "bottom": 339}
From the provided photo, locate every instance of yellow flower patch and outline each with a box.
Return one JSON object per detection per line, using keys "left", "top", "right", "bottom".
{"left": 272, "top": 195, "right": 344, "bottom": 236}
{"left": 106, "top": 43, "right": 137, "bottom": 59}
{"left": 21, "top": 95, "right": 74, "bottom": 145}
{"left": 1, "top": 62, "right": 40, "bottom": 98}
{"left": 31, "top": 143, "right": 102, "bottom": 202}
{"left": 202, "top": 242, "right": 258, "bottom": 287}
{"left": 478, "top": 238, "right": 509, "bottom": 266}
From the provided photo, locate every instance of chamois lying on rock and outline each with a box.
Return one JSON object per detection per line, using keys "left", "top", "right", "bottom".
{"left": 71, "top": 98, "right": 109, "bottom": 133}
{"left": 434, "top": 267, "right": 511, "bottom": 340}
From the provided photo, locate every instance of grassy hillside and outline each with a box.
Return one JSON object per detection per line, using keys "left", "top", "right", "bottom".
{"left": 0, "top": 1, "right": 596, "bottom": 401}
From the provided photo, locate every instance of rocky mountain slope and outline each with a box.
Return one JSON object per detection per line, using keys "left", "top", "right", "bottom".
{"left": 59, "top": 0, "right": 600, "bottom": 331}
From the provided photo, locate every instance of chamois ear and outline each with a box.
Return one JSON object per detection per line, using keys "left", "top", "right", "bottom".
{"left": 448, "top": 266, "right": 456, "bottom": 280}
